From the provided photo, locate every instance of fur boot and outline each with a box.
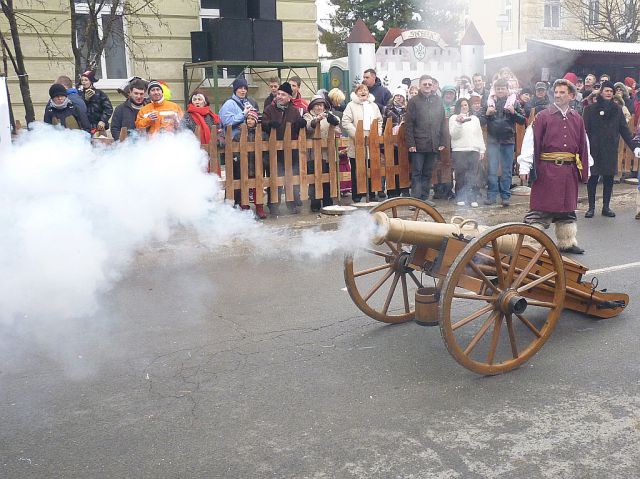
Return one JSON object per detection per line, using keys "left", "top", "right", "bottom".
{"left": 555, "top": 222, "right": 584, "bottom": 254}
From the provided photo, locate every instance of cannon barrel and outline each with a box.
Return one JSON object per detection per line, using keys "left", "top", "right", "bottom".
{"left": 372, "top": 212, "right": 519, "bottom": 254}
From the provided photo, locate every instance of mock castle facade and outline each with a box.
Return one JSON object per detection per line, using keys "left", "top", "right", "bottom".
{"left": 345, "top": 19, "right": 485, "bottom": 88}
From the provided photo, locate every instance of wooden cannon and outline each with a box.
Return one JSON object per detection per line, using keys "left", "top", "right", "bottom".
{"left": 344, "top": 198, "right": 629, "bottom": 375}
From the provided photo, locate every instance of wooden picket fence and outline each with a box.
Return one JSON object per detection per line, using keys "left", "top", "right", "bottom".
{"left": 203, "top": 118, "right": 411, "bottom": 205}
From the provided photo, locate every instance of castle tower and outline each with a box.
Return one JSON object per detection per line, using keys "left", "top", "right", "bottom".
{"left": 460, "top": 21, "right": 485, "bottom": 76}
{"left": 346, "top": 19, "right": 377, "bottom": 87}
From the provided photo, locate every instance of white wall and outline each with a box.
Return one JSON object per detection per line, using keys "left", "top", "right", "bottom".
{"left": 0, "top": 77, "right": 11, "bottom": 154}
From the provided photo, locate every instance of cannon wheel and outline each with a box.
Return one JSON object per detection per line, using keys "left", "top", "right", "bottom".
{"left": 344, "top": 197, "right": 445, "bottom": 323}
{"left": 439, "top": 223, "right": 566, "bottom": 375}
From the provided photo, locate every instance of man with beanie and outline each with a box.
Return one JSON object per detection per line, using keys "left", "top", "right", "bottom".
{"left": 531, "top": 82, "right": 550, "bottom": 112}
{"left": 135, "top": 80, "right": 183, "bottom": 135}
{"left": 44, "top": 83, "right": 91, "bottom": 131}
{"left": 55, "top": 75, "right": 87, "bottom": 115}
{"left": 517, "top": 79, "right": 589, "bottom": 254}
{"left": 583, "top": 80, "right": 638, "bottom": 218}
{"left": 111, "top": 78, "right": 148, "bottom": 140}
{"left": 219, "top": 77, "right": 259, "bottom": 140}
{"left": 262, "top": 82, "right": 307, "bottom": 215}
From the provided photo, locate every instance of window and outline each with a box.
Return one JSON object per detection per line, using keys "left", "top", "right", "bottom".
{"left": 200, "top": 0, "right": 220, "bottom": 30}
{"left": 503, "top": 0, "right": 512, "bottom": 32}
{"left": 544, "top": 1, "right": 561, "bottom": 28}
{"left": 588, "top": 0, "right": 599, "bottom": 25}
{"left": 73, "top": 0, "right": 128, "bottom": 85}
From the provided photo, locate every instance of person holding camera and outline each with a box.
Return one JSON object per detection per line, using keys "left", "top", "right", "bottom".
{"left": 449, "top": 97, "right": 485, "bottom": 207}
{"left": 219, "top": 78, "right": 259, "bottom": 140}
{"left": 481, "top": 78, "right": 526, "bottom": 206}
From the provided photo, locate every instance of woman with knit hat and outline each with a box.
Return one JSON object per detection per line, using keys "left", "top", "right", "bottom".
{"left": 383, "top": 87, "right": 409, "bottom": 198}
{"left": 79, "top": 69, "right": 113, "bottom": 135}
{"left": 218, "top": 77, "right": 259, "bottom": 140}
{"left": 304, "top": 94, "right": 340, "bottom": 211}
{"left": 44, "top": 83, "right": 91, "bottom": 132}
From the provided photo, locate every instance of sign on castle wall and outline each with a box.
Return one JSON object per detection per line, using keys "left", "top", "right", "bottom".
{"left": 393, "top": 30, "right": 447, "bottom": 49}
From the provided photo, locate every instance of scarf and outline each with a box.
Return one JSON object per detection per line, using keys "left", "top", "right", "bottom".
{"left": 51, "top": 97, "right": 71, "bottom": 110}
{"left": 187, "top": 104, "right": 219, "bottom": 145}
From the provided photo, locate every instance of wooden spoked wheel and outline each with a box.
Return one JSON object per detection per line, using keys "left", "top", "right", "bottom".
{"left": 344, "top": 198, "right": 445, "bottom": 323}
{"left": 439, "top": 223, "right": 566, "bottom": 375}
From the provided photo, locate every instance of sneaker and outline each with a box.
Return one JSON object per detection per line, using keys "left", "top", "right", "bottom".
{"left": 484, "top": 199, "right": 496, "bottom": 205}
{"left": 456, "top": 201, "right": 466, "bottom": 207}
{"left": 502, "top": 198, "right": 510, "bottom": 207}
{"left": 470, "top": 201, "right": 479, "bottom": 208}
{"left": 559, "top": 245, "right": 585, "bottom": 254}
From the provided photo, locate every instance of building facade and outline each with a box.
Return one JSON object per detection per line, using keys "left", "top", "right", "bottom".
{"left": 1, "top": 0, "right": 317, "bottom": 124}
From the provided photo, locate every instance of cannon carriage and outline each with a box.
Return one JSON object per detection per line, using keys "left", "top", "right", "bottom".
{"left": 344, "top": 198, "right": 628, "bottom": 375}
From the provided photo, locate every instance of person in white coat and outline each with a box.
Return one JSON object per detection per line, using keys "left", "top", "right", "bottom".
{"left": 341, "top": 84, "right": 383, "bottom": 202}
{"left": 449, "top": 98, "right": 485, "bottom": 207}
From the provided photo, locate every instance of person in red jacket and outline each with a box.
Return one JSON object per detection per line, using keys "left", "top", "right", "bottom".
{"left": 181, "top": 89, "right": 221, "bottom": 174}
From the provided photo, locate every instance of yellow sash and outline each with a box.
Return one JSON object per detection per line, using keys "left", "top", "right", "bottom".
{"left": 540, "top": 152, "right": 582, "bottom": 172}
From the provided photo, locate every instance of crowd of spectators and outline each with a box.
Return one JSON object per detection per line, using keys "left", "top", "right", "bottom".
{"left": 42, "top": 66, "right": 640, "bottom": 221}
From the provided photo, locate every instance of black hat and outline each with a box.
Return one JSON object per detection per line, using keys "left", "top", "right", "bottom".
{"left": 49, "top": 83, "right": 68, "bottom": 99}
{"left": 278, "top": 82, "right": 293, "bottom": 96}
{"left": 520, "top": 87, "right": 533, "bottom": 95}
{"left": 600, "top": 80, "right": 615, "bottom": 92}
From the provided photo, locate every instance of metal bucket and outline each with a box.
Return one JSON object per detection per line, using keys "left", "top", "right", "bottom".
{"left": 415, "top": 287, "right": 440, "bottom": 326}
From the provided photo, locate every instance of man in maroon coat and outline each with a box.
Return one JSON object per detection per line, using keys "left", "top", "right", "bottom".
{"left": 519, "top": 79, "right": 589, "bottom": 254}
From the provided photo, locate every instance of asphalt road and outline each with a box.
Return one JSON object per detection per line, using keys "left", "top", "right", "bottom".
{"left": 2, "top": 201, "right": 640, "bottom": 478}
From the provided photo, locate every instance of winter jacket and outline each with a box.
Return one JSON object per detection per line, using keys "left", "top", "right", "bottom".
{"left": 81, "top": 87, "right": 113, "bottom": 130}
{"left": 43, "top": 100, "right": 91, "bottom": 132}
{"left": 66, "top": 89, "right": 87, "bottom": 115}
{"left": 583, "top": 96, "right": 634, "bottom": 176}
{"left": 180, "top": 110, "right": 219, "bottom": 137}
{"left": 530, "top": 95, "right": 550, "bottom": 114}
{"left": 482, "top": 96, "right": 526, "bottom": 144}
{"left": 219, "top": 94, "right": 259, "bottom": 138}
{"left": 262, "top": 101, "right": 306, "bottom": 140}
{"left": 111, "top": 98, "right": 147, "bottom": 140}
{"left": 449, "top": 114, "right": 485, "bottom": 154}
{"left": 404, "top": 91, "right": 448, "bottom": 153}
{"left": 382, "top": 103, "right": 406, "bottom": 132}
{"left": 304, "top": 110, "right": 340, "bottom": 160}
{"left": 367, "top": 78, "right": 392, "bottom": 114}
{"left": 135, "top": 99, "right": 183, "bottom": 135}
{"left": 341, "top": 92, "right": 383, "bottom": 158}
{"left": 614, "top": 82, "right": 635, "bottom": 113}
{"left": 263, "top": 93, "right": 275, "bottom": 110}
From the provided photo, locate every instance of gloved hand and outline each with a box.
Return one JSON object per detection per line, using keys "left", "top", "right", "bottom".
{"left": 634, "top": 147, "right": 640, "bottom": 158}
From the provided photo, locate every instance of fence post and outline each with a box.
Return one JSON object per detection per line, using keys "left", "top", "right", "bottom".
{"left": 327, "top": 125, "right": 338, "bottom": 198}
{"left": 208, "top": 125, "right": 220, "bottom": 176}
{"left": 383, "top": 118, "right": 397, "bottom": 191}
{"left": 368, "top": 119, "right": 382, "bottom": 193}
{"left": 268, "top": 128, "right": 278, "bottom": 204}
{"left": 239, "top": 124, "right": 250, "bottom": 205}
{"left": 298, "top": 125, "right": 309, "bottom": 200}
{"left": 254, "top": 124, "right": 264, "bottom": 205}
{"left": 119, "top": 127, "right": 128, "bottom": 142}
{"left": 354, "top": 120, "right": 367, "bottom": 196}
{"left": 283, "top": 123, "right": 294, "bottom": 201}
{"left": 225, "top": 125, "right": 234, "bottom": 202}
{"left": 397, "top": 123, "right": 410, "bottom": 189}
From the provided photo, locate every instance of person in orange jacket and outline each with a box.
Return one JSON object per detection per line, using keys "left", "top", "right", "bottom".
{"left": 135, "top": 80, "right": 183, "bottom": 135}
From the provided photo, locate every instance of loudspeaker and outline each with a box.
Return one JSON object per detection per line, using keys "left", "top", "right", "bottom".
{"left": 190, "top": 31, "right": 211, "bottom": 63}
{"left": 220, "top": 0, "right": 248, "bottom": 18}
{"left": 247, "top": 0, "right": 277, "bottom": 20}
{"left": 252, "top": 19, "right": 283, "bottom": 61}
{"left": 206, "top": 18, "right": 254, "bottom": 61}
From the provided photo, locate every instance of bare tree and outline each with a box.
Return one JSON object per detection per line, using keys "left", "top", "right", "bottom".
{"left": 70, "top": 0, "right": 168, "bottom": 80}
{"left": 0, "top": 0, "right": 37, "bottom": 123}
{"left": 563, "top": 0, "right": 640, "bottom": 42}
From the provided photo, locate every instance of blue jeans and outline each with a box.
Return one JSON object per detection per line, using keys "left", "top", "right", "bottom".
{"left": 486, "top": 142, "right": 514, "bottom": 202}
{"left": 410, "top": 151, "right": 438, "bottom": 201}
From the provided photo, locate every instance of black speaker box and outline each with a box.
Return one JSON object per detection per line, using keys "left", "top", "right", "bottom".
{"left": 252, "top": 19, "right": 283, "bottom": 61}
{"left": 247, "top": 0, "right": 277, "bottom": 20}
{"left": 220, "top": 0, "right": 248, "bottom": 18}
{"left": 206, "top": 18, "right": 254, "bottom": 61}
{"left": 190, "top": 31, "right": 211, "bottom": 63}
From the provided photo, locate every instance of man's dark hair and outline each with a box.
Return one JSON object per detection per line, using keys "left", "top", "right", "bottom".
{"left": 494, "top": 78, "right": 509, "bottom": 89}
{"left": 364, "top": 68, "right": 377, "bottom": 77}
{"left": 453, "top": 97, "right": 470, "bottom": 115}
{"left": 129, "top": 79, "right": 147, "bottom": 91}
{"left": 56, "top": 75, "right": 73, "bottom": 89}
{"left": 472, "top": 73, "right": 484, "bottom": 81}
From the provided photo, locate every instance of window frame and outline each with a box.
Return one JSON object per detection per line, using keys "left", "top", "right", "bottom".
{"left": 503, "top": 0, "right": 513, "bottom": 32}
{"left": 588, "top": 0, "right": 600, "bottom": 25}
{"left": 73, "top": 1, "right": 130, "bottom": 88}
{"left": 543, "top": 0, "right": 562, "bottom": 29}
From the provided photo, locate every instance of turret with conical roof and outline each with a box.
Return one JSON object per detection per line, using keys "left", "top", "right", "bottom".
{"left": 460, "top": 21, "right": 485, "bottom": 76}
{"left": 347, "top": 19, "right": 377, "bottom": 87}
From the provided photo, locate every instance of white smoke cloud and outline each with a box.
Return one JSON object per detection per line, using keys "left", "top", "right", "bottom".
{"left": 0, "top": 124, "right": 378, "bottom": 328}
